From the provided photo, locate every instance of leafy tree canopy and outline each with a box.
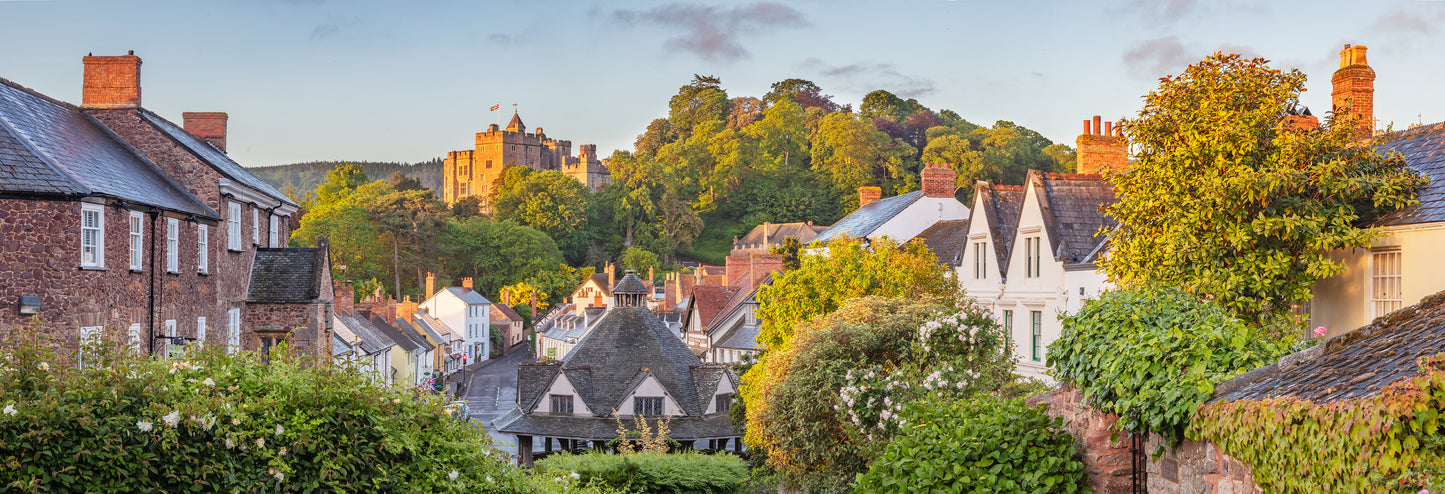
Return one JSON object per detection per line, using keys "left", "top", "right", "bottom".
{"left": 1104, "top": 53, "right": 1425, "bottom": 323}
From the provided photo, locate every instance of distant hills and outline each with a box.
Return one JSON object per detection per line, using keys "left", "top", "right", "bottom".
{"left": 248, "top": 158, "right": 444, "bottom": 197}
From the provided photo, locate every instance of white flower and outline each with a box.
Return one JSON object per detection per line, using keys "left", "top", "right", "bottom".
{"left": 272, "top": 469, "right": 285, "bottom": 482}
{"left": 37, "top": 362, "right": 48, "bottom": 372}
{"left": 393, "top": 398, "right": 401, "bottom": 404}
{"left": 162, "top": 410, "right": 181, "bottom": 428}
{"left": 225, "top": 437, "right": 235, "bottom": 449}
{"left": 202, "top": 378, "right": 215, "bottom": 387}
{"left": 2, "top": 404, "right": 15, "bottom": 416}
{"left": 256, "top": 438, "right": 265, "bottom": 448}
{"left": 201, "top": 415, "right": 216, "bottom": 431}
{"left": 448, "top": 470, "right": 459, "bottom": 481}
{"left": 570, "top": 472, "right": 580, "bottom": 480}
{"left": 137, "top": 420, "right": 153, "bottom": 432}
{"left": 486, "top": 475, "right": 493, "bottom": 483}
{"left": 275, "top": 424, "right": 285, "bottom": 436}
{"left": 279, "top": 447, "right": 287, "bottom": 456}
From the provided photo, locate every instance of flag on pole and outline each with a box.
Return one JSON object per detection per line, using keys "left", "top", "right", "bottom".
{"left": 489, "top": 104, "right": 500, "bottom": 111}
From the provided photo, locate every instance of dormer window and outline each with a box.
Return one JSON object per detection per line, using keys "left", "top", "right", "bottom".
{"left": 973, "top": 241, "right": 988, "bottom": 279}
{"left": 635, "top": 397, "right": 663, "bottom": 416}
{"left": 715, "top": 394, "right": 732, "bottom": 414}
{"left": 550, "top": 395, "right": 574, "bottom": 414}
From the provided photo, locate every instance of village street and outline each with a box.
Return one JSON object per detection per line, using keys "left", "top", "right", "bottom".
{"left": 464, "top": 349, "right": 528, "bottom": 453}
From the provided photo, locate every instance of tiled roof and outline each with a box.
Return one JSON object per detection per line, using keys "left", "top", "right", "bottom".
{"left": 415, "top": 311, "right": 459, "bottom": 342}
{"left": 914, "top": 219, "right": 969, "bottom": 267}
{"left": 1212, "top": 289, "right": 1445, "bottom": 404}
{"left": 1373, "top": 122, "right": 1445, "bottom": 226}
{"left": 974, "top": 184, "right": 1026, "bottom": 277}
{"left": 734, "top": 222, "right": 829, "bottom": 248}
{"left": 557, "top": 307, "right": 710, "bottom": 416}
{"left": 403, "top": 316, "right": 440, "bottom": 351}
{"left": 441, "top": 287, "right": 490, "bottom": 306}
{"left": 495, "top": 408, "right": 738, "bottom": 440}
{"left": 247, "top": 245, "right": 328, "bottom": 303}
{"left": 137, "top": 110, "right": 296, "bottom": 208}
{"left": 332, "top": 333, "right": 353, "bottom": 357}
{"left": 0, "top": 77, "right": 216, "bottom": 217}
{"left": 491, "top": 303, "right": 524, "bottom": 323}
{"left": 516, "top": 361, "right": 561, "bottom": 414}
{"left": 1036, "top": 171, "right": 1116, "bottom": 265}
{"left": 690, "top": 364, "right": 733, "bottom": 413}
{"left": 611, "top": 271, "right": 651, "bottom": 295}
{"left": 812, "top": 191, "right": 924, "bottom": 243}
{"left": 688, "top": 285, "right": 741, "bottom": 330}
{"left": 370, "top": 315, "right": 420, "bottom": 352}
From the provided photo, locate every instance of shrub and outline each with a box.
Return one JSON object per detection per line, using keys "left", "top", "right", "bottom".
{"left": 855, "top": 397, "right": 1089, "bottom": 494}
{"left": 0, "top": 336, "right": 521, "bottom": 492}
{"left": 1047, "top": 285, "right": 1295, "bottom": 447}
{"left": 535, "top": 451, "right": 748, "bottom": 494}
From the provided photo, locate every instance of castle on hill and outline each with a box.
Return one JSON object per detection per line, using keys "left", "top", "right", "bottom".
{"left": 443, "top": 113, "right": 610, "bottom": 212}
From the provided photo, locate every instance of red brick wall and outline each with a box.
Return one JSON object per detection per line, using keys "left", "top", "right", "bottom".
{"left": 182, "top": 112, "right": 228, "bottom": 152}
{"left": 920, "top": 163, "right": 956, "bottom": 198}
{"left": 1332, "top": 45, "right": 1375, "bottom": 138}
{"left": 1034, "top": 387, "right": 1134, "bottom": 493}
{"left": 858, "top": 186, "right": 882, "bottom": 208}
{"left": 1076, "top": 116, "right": 1129, "bottom": 175}
{"left": 81, "top": 53, "right": 141, "bottom": 109}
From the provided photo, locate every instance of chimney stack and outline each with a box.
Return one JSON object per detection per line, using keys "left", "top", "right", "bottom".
{"left": 81, "top": 52, "right": 142, "bottom": 109}
{"left": 607, "top": 262, "right": 615, "bottom": 288}
{"left": 397, "top": 296, "right": 417, "bottom": 322}
{"left": 462, "top": 277, "right": 473, "bottom": 289}
{"left": 920, "top": 163, "right": 957, "bottom": 198}
{"left": 182, "top": 112, "right": 229, "bottom": 153}
{"left": 425, "top": 272, "right": 436, "bottom": 299}
{"left": 333, "top": 280, "right": 355, "bottom": 314}
{"left": 1075, "top": 115, "right": 1129, "bottom": 175}
{"left": 1332, "top": 44, "right": 1375, "bottom": 139}
{"left": 858, "top": 186, "right": 882, "bottom": 208}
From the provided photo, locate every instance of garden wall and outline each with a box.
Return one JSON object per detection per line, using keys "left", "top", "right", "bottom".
{"left": 1035, "top": 386, "right": 1262, "bottom": 494}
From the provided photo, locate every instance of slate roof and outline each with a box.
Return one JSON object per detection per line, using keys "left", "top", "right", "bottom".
{"left": 247, "top": 243, "right": 329, "bottom": 303}
{"left": 812, "top": 191, "right": 924, "bottom": 243}
{"left": 441, "top": 287, "right": 490, "bottom": 306}
{"left": 1212, "top": 289, "right": 1445, "bottom": 404}
{"left": 689, "top": 364, "right": 734, "bottom": 413}
{"left": 715, "top": 320, "right": 762, "bottom": 351}
{"left": 915, "top": 219, "right": 970, "bottom": 267}
{"left": 973, "top": 184, "right": 1026, "bottom": 277}
{"left": 1373, "top": 122, "right": 1445, "bottom": 227}
{"left": 332, "top": 333, "right": 353, "bottom": 358}
{"left": 611, "top": 271, "right": 651, "bottom": 295}
{"left": 734, "top": 221, "right": 829, "bottom": 248}
{"left": 334, "top": 308, "right": 395, "bottom": 355}
{"left": 0, "top": 77, "right": 216, "bottom": 217}
{"left": 493, "top": 408, "right": 738, "bottom": 441}
{"left": 414, "top": 311, "right": 460, "bottom": 343}
{"left": 1035, "top": 172, "right": 1117, "bottom": 265}
{"left": 515, "top": 361, "right": 562, "bottom": 414}
{"left": 404, "top": 316, "right": 441, "bottom": 351}
{"left": 137, "top": 111, "right": 297, "bottom": 208}
{"left": 370, "top": 315, "right": 420, "bottom": 352}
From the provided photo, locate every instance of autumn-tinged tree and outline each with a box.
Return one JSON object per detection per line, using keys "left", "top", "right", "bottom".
{"left": 726, "top": 96, "right": 765, "bottom": 131}
{"left": 1104, "top": 53, "right": 1425, "bottom": 323}
{"left": 764, "top": 78, "right": 840, "bottom": 113}
{"left": 810, "top": 112, "right": 915, "bottom": 201}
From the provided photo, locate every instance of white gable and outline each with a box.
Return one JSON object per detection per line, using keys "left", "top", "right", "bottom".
{"left": 870, "top": 196, "right": 970, "bottom": 244}
{"left": 614, "top": 373, "right": 684, "bottom": 417}
{"left": 703, "top": 375, "right": 737, "bottom": 414}
{"left": 534, "top": 371, "right": 593, "bottom": 416}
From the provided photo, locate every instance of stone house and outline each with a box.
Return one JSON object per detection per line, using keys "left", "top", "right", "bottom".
{"left": 496, "top": 271, "right": 742, "bottom": 466}
{"left": 681, "top": 253, "right": 782, "bottom": 364}
{"left": 729, "top": 221, "right": 828, "bottom": 256}
{"left": 0, "top": 52, "right": 330, "bottom": 362}
{"left": 442, "top": 113, "right": 610, "bottom": 212}
{"left": 490, "top": 300, "right": 527, "bottom": 355}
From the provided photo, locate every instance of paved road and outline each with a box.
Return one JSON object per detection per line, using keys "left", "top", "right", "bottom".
{"left": 466, "top": 349, "right": 528, "bottom": 453}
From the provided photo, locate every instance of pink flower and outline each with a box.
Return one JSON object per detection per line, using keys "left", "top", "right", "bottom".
{"left": 1313, "top": 327, "right": 1327, "bottom": 338}
{"left": 1418, "top": 489, "right": 1427, "bottom": 494}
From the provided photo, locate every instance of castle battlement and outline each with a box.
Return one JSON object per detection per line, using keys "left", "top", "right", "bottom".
{"left": 444, "top": 112, "right": 610, "bottom": 210}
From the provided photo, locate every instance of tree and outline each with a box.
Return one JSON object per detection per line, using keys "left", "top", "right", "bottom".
{"left": 388, "top": 171, "right": 425, "bottom": 192}
{"left": 668, "top": 75, "right": 729, "bottom": 138}
{"left": 859, "top": 89, "right": 925, "bottom": 123}
{"left": 768, "top": 236, "right": 802, "bottom": 271}
{"left": 621, "top": 246, "right": 659, "bottom": 275}
{"left": 449, "top": 195, "right": 482, "bottom": 220}
{"left": 764, "top": 78, "right": 839, "bottom": 113}
{"left": 655, "top": 192, "right": 704, "bottom": 261}
{"left": 292, "top": 168, "right": 393, "bottom": 293}
{"left": 368, "top": 189, "right": 447, "bottom": 299}
{"left": 441, "top": 217, "right": 564, "bottom": 296}
{"left": 810, "top": 112, "right": 915, "bottom": 201}
{"left": 1104, "top": 53, "right": 1425, "bottom": 323}
{"left": 725, "top": 96, "right": 765, "bottom": 131}
{"left": 492, "top": 168, "right": 592, "bottom": 261}
{"left": 634, "top": 118, "right": 679, "bottom": 157}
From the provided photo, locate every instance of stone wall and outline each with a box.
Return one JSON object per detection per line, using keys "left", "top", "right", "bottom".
{"left": 1037, "top": 386, "right": 1262, "bottom": 494}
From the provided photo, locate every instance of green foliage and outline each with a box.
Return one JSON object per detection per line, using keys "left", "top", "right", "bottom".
{"left": 442, "top": 217, "right": 565, "bottom": 297}
{"left": 0, "top": 336, "right": 523, "bottom": 492}
{"left": 535, "top": 451, "right": 748, "bottom": 494}
{"left": 493, "top": 168, "right": 593, "bottom": 261}
{"left": 621, "top": 247, "right": 659, "bottom": 275}
{"left": 1192, "top": 354, "right": 1445, "bottom": 492}
{"left": 1105, "top": 52, "right": 1425, "bottom": 323}
{"left": 767, "top": 236, "right": 802, "bottom": 271}
{"left": 1047, "top": 285, "right": 1295, "bottom": 446}
{"left": 810, "top": 112, "right": 915, "bottom": 199}
{"left": 669, "top": 75, "right": 729, "bottom": 139}
{"left": 854, "top": 397, "right": 1089, "bottom": 494}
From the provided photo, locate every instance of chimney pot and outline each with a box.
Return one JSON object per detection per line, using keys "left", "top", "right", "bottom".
{"left": 1104, "top": 121, "right": 1112, "bottom": 136}
{"left": 920, "top": 163, "right": 957, "bottom": 198}
{"left": 1331, "top": 44, "right": 1375, "bottom": 139}
{"left": 1092, "top": 116, "right": 1102, "bottom": 135}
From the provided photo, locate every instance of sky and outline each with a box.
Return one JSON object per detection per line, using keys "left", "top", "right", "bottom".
{"left": 1, "top": 0, "right": 1443, "bottom": 167}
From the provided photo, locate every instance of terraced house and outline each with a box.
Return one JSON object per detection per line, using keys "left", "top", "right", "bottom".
{"left": 0, "top": 52, "right": 332, "bottom": 361}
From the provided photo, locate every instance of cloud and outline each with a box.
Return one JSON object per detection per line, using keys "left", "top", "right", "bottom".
{"left": 1116, "top": 0, "right": 1199, "bottom": 24}
{"left": 488, "top": 33, "right": 516, "bottom": 47}
{"left": 1370, "top": 9, "right": 1434, "bottom": 33}
{"left": 1122, "top": 37, "right": 1262, "bottom": 78}
{"left": 310, "top": 15, "right": 359, "bottom": 41}
{"left": 607, "top": 2, "right": 808, "bottom": 62}
{"left": 800, "top": 58, "right": 936, "bottom": 98}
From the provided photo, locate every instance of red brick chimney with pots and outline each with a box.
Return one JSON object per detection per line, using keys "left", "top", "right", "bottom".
{"left": 82, "top": 51, "right": 142, "bottom": 109}
{"left": 858, "top": 186, "right": 882, "bottom": 208}
{"left": 462, "top": 277, "right": 474, "bottom": 289}
{"left": 1075, "top": 115, "right": 1129, "bottom": 175}
{"left": 1332, "top": 44, "right": 1375, "bottom": 139}
{"left": 334, "top": 281, "right": 355, "bottom": 314}
{"left": 920, "top": 163, "right": 957, "bottom": 198}
{"left": 397, "top": 296, "right": 418, "bottom": 322}
{"left": 183, "top": 112, "right": 229, "bottom": 152}
{"left": 425, "top": 272, "right": 436, "bottom": 299}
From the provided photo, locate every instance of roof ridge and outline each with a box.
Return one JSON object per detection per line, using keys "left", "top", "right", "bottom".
{"left": 0, "top": 76, "right": 83, "bottom": 111}
{"left": 1043, "top": 172, "right": 1106, "bottom": 181}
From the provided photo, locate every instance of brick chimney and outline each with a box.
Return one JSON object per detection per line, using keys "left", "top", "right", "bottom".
{"left": 82, "top": 51, "right": 142, "bottom": 109}
{"left": 858, "top": 186, "right": 882, "bottom": 208}
{"left": 749, "top": 254, "right": 785, "bottom": 290}
{"left": 501, "top": 287, "right": 512, "bottom": 306}
{"left": 462, "top": 277, "right": 473, "bottom": 289}
{"left": 397, "top": 295, "right": 418, "bottom": 322}
{"left": 1332, "top": 44, "right": 1375, "bottom": 139}
{"left": 333, "top": 280, "right": 355, "bottom": 314}
{"left": 1075, "top": 115, "right": 1129, "bottom": 175}
{"left": 182, "top": 112, "right": 229, "bottom": 152}
{"left": 725, "top": 254, "right": 750, "bottom": 286}
{"left": 920, "top": 163, "right": 957, "bottom": 198}
{"left": 425, "top": 272, "right": 436, "bottom": 299}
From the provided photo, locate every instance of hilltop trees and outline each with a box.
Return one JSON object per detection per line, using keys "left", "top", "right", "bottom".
{"left": 1103, "top": 53, "right": 1424, "bottom": 323}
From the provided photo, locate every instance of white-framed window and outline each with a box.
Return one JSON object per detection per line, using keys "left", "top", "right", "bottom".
{"left": 1025, "top": 237, "right": 1041, "bottom": 279}
{"left": 166, "top": 217, "right": 179, "bottom": 273}
{"left": 164, "top": 319, "right": 178, "bottom": 359}
{"left": 197, "top": 224, "right": 209, "bottom": 273}
{"left": 228, "top": 201, "right": 242, "bottom": 251}
{"left": 129, "top": 211, "right": 144, "bottom": 270}
{"left": 78, "top": 326, "right": 103, "bottom": 368}
{"left": 196, "top": 317, "right": 207, "bottom": 349}
{"left": 268, "top": 215, "right": 280, "bottom": 248}
{"left": 80, "top": 203, "right": 105, "bottom": 268}
{"left": 973, "top": 241, "right": 987, "bottom": 279}
{"left": 252, "top": 208, "right": 259, "bottom": 245}
{"left": 1372, "top": 249, "right": 1403, "bottom": 318}
{"left": 227, "top": 308, "right": 241, "bottom": 354}
{"left": 127, "top": 323, "right": 142, "bottom": 355}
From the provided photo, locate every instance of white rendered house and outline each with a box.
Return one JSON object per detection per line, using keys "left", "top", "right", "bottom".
{"left": 420, "top": 284, "right": 492, "bottom": 364}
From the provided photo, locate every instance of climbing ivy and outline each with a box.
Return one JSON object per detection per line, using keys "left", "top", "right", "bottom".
{"left": 1190, "top": 354, "right": 1445, "bottom": 493}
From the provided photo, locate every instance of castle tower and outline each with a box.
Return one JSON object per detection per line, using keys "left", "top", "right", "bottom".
{"left": 1075, "top": 115, "right": 1128, "bottom": 175}
{"left": 1331, "top": 44, "right": 1375, "bottom": 139}
{"left": 443, "top": 112, "right": 611, "bottom": 208}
